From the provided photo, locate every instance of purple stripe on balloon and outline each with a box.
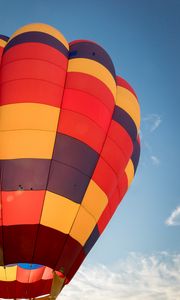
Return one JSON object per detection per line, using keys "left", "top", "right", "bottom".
{"left": 47, "top": 160, "right": 90, "bottom": 203}
{"left": 0, "top": 35, "right": 9, "bottom": 42}
{"left": 0, "top": 159, "right": 50, "bottom": 191}
{"left": 53, "top": 133, "right": 99, "bottom": 177}
{"left": 84, "top": 225, "right": 100, "bottom": 255}
{"left": 131, "top": 139, "right": 140, "bottom": 172}
{"left": 69, "top": 41, "right": 116, "bottom": 80}
{"left": 112, "top": 106, "right": 137, "bottom": 142}
{"left": 3, "top": 31, "right": 68, "bottom": 57}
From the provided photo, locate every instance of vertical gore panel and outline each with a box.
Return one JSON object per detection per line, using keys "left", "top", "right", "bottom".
{"left": 47, "top": 160, "right": 90, "bottom": 204}
{"left": 0, "top": 281, "right": 7, "bottom": 298}
{"left": 82, "top": 180, "right": 108, "bottom": 221}
{"left": 37, "top": 279, "right": 52, "bottom": 297}
{"left": 84, "top": 225, "right": 100, "bottom": 255}
{"left": 17, "top": 266, "right": 32, "bottom": 283}
{"left": 131, "top": 137, "right": 141, "bottom": 172}
{"left": 108, "top": 188, "right": 121, "bottom": 216}
{"left": 69, "top": 206, "right": 96, "bottom": 246}
{"left": 57, "top": 40, "right": 116, "bottom": 161}
{"left": 116, "top": 75, "right": 140, "bottom": 131}
{"left": 15, "top": 282, "right": 29, "bottom": 298}
{"left": 116, "top": 85, "right": 140, "bottom": 130}
{"left": 33, "top": 226, "right": 66, "bottom": 269}
{"left": 55, "top": 236, "right": 83, "bottom": 275}
{"left": 29, "top": 267, "right": 45, "bottom": 283}
{"left": 0, "top": 281, "right": 16, "bottom": 298}
{"left": 118, "top": 173, "right": 128, "bottom": 199}
{"left": 53, "top": 133, "right": 99, "bottom": 177}
{"left": 108, "top": 120, "right": 133, "bottom": 161}
{"left": 3, "top": 225, "right": 38, "bottom": 265}
{"left": 66, "top": 249, "right": 85, "bottom": 282}
{"left": 97, "top": 205, "right": 111, "bottom": 234}
{"left": 125, "top": 159, "right": 134, "bottom": 187}
{"left": 101, "top": 136, "right": 129, "bottom": 177}
{"left": 92, "top": 157, "right": 117, "bottom": 198}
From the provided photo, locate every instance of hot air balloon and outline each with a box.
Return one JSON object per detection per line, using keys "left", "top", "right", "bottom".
{"left": 0, "top": 24, "right": 141, "bottom": 299}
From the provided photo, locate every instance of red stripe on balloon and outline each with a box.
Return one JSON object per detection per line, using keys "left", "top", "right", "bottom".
{"left": 65, "top": 72, "right": 115, "bottom": 112}
{"left": 2, "top": 42, "right": 68, "bottom": 69}
{"left": 62, "top": 88, "right": 112, "bottom": 132}
{"left": 92, "top": 157, "right": 117, "bottom": 198}
{"left": 0, "top": 78, "right": 64, "bottom": 106}
{"left": 116, "top": 75, "right": 138, "bottom": 99}
{"left": 58, "top": 109, "right": 106, "bottom": 153}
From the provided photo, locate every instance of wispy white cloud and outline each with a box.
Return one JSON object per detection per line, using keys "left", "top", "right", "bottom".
{"left": 165, "top": 206, "right": 180, "bottom": 226}
{"left": 59, "top": 252, "right": 180, "bottom": 300}
{"left": 150, "top": 155, "right": 160, "bottom": 166}
{"left": 141, "top": 114, "right": 162, "bottom": 167}
{"left": 143, "top": 114, "right": 162, "bottom": 132}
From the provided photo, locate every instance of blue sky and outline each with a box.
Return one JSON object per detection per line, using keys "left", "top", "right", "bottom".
{"left": 0, "top": 0, "right": 180, "bottom": 298}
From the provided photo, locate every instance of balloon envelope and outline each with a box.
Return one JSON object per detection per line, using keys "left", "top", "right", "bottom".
{"left": 0, "top": 24, "right": 140, "bottom": 298}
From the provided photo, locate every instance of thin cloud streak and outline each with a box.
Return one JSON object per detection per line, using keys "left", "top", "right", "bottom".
{"left": 166, "top": 206, "right": 180, "bottom": 226}
{"left": 59, "top": 252, "right": 180, "bottom": 300}
{"left": 151, "top": 155, "right": 160, "bottom": 166}
{"left": 143, "top": 114, "right": 162, "bottom": 132}
{"left": 141, "top": 114, "right": 162, "bottom": 167}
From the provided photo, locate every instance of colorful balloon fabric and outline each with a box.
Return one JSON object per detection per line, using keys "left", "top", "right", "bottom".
{"left": 0, "top": 24, "right": 141, "bottom": 298}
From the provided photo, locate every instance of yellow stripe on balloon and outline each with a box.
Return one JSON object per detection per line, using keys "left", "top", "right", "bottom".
{"left": 125, "top": 159, "right": 134, "bottom": 187}
{"left": 0, "top": 103, "right": 60, "bottom": 132}
{"left": 40, "top": 191, "right": 80, "bottom": 233}
{"left": 0, "top": 267, "right": 6, "bottom": 281}
{"left": 116, "top": 86, "right": 140, "bottom": 131}
{"left": 68, "top": 58, "right": 116, "bottom": 98}
{"left": 0, "top": 130, "right": 56, "bottom": 159}
{"left": 82, "top": 180, "right": 108, "bottom": 222}
{"left": 0, "top": 39, "right": 7, "bottom": 48}
{"left": 5, "top": 266, "right": 17, "bottom": 281}
{"left": 70, "top": 206, "right": 96, "bottom": 246}
{"left": 0, "top": 266, "right": 17, "bottom": 281}
{"left": 8, "top": 23, "right": 69, "bottom": 50}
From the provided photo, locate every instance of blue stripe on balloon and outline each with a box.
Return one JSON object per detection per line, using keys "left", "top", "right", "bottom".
{"left": 18, "top": 263, "right": 43, "bottom": 269}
